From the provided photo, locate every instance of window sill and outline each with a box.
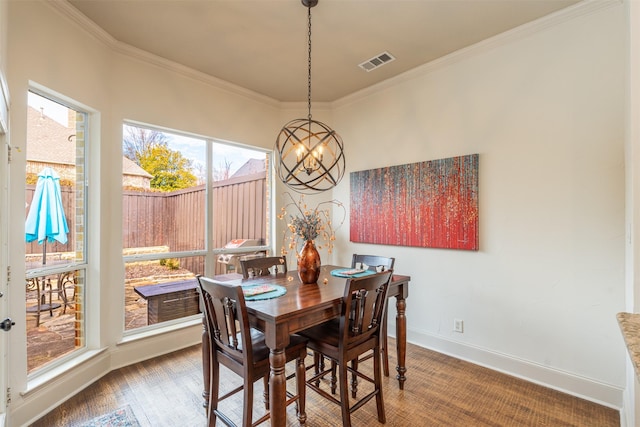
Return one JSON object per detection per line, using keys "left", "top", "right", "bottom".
{"left": 119, "top": 316, "right": 202, "bottom": 345}
{"left": 22, "top": 347, "right": 108, "bottom": 397}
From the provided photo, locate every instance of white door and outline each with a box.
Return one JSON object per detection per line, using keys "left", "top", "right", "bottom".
{"left": 0, "top": 71, "right": 10, "bottom": 427}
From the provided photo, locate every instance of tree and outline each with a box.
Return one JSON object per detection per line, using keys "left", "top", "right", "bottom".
{"left": 212, "top": 159, "right": 233, "bottom": 181}
{"left": 138, "top": 145, "right": 197, "bottom": 191}
{"left": 123, "top": 125, "right": 170, "bottom": 164}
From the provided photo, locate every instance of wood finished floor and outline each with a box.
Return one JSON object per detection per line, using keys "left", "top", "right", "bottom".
{"left": 30, "top": 339, "right": 619, "bottom": 426}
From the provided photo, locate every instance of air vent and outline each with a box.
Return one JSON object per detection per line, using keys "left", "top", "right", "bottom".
{"left": 358, "top": 51, "right": 396, "bottom": 72}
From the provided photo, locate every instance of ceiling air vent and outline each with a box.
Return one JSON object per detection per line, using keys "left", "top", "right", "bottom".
{"left": 358, "top": 51, "right": 396, "bottom": 72}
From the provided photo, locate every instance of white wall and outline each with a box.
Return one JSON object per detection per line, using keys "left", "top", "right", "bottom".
{"left": 1, "top": 0, "right": 632, "bottom": 424}
{"left": 330, "top": 0, "right": 626, "bottom": 409}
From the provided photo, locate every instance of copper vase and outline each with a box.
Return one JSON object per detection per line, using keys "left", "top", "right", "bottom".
{"left": 298, "top": 240, "right": 321, "bottom": 284}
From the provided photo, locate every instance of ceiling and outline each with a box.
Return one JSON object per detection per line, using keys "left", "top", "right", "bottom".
{"left": 66, "top": 0, "right": 582, "bottom": 103}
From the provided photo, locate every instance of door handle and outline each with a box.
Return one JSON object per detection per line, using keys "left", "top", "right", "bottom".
{"left": 0, "top": 318, "right": 15, "bottom": 331}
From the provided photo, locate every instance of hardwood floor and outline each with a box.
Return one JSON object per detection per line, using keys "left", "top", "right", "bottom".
{"left": 30, "top": 339, "right": 619, "bottom": 426}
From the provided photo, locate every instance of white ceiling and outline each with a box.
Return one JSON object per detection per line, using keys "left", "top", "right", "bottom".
{"left": 65, "top": 0, "right": 581, "bottom": 103}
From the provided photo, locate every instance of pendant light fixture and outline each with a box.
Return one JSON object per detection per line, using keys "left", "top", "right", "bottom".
{"left": 275, "top": 0, "right": 345, "bottom": 194}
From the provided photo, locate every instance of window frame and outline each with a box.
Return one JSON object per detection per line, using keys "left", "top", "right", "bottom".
{"left": 121, "top": 121, "right": 272, "bottom": 335}
{"left": 24, "top": 88, "right": 90, "bottom": 378}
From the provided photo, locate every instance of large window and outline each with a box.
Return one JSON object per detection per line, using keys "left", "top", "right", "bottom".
{"left": 122, "top": 123, "right": 270, "bottom": 331}
{"left": 25, "top": 91, "right": 88, "bottom": 373}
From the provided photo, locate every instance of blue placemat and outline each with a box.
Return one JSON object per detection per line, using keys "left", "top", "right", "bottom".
{"left": 330, "top": 268, "right": 376, "bottom": 278}
{"left": 242, "top": 284, "right": 287, "bottom": 301}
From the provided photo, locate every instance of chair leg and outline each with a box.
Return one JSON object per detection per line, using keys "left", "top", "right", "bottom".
{"left": 262, "top": 375, "right": 269, "bottom": 410}
{"left": 208, "top": 360, "right": 220, "bottom": 427}
{"left": 373, "top": 345, "right": 386, "bottom": 423}
{"left": 296, "top": 354, "right": 307, "bottom": 425}
{"left": 45, "top": 278, "right": 55, "bottom": 318}
{"left": 338, "top": 361, "right": 352, "bottom": 427}
{"left": 330, "top": 361, "right": 338, "bottom": 395}
{"left": 35, "top": 293, "right": 43, "bottom": 327}
{"left": 350, "top": 359, "right": 358, "bottom": 398}
{"left": 382, "top": 305, "right": 390, "bottom": 377}
{"left": 43, "top": 293, "right": 54, "bottom": 318}
{"left": 313, "top": 352, "right": 321, "bottom": 387}
{"left": 242, "top": 378, "right": 254, "bottom": 427}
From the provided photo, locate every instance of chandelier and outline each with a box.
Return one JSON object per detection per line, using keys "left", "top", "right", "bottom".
{"left": 275, "top": 0, "right": 345, "bottom": 194}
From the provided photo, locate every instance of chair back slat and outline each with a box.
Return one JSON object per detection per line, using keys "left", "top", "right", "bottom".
{"left": 351, "top": 254, "right": 395, "bottom": 272}
{"left": 341, "top": 270, "right": 392, "bottom": 346}
{"left": 198, "top": 276, "right": 251, "bottom": 362}
{"left": 240, "top": 256, "right": 287, "bottom": 279}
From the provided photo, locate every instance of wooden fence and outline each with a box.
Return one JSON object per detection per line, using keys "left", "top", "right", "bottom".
{"left": 27, "top": 172, "right": 267, "bottom": 274}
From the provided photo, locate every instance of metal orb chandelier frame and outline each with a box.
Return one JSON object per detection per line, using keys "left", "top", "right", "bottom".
{"left": 275, "top": 0, "right": 345, "bottom": 194}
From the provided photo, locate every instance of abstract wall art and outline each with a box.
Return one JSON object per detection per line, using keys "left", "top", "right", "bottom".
{"left": 350, "top": 154, "right": 479, "bottom": 251}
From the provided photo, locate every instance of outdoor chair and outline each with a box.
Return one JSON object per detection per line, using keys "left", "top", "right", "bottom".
{"left": 197, "top": 275, "right": 308, "bottom": 427}
{"left": 240, "top": 256, "right": 287, "bottom": 279}
{"left": 26, "top": 275, "right": 62, "bottom": 327}
{"left": 300, "top": 270, "right": 393, "bottom": 427}
{"left": 57, "top": 270, "right": 76, "bottom": 313}
{"left": 26, "top": 270, "right": 77, "bottom": 326}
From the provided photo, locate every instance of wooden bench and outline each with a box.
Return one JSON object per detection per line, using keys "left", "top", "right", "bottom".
{"left": 134, "top": 279, "right": 200, "bottom": 325}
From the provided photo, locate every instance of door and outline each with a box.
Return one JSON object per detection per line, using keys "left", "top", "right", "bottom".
{"left": 0, "top": 71, "right": 10, "bottom": 427}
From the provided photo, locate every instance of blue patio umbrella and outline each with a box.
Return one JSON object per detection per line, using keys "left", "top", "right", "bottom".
{"left": 25, "top": 167, "right": 69, "bottom": 265}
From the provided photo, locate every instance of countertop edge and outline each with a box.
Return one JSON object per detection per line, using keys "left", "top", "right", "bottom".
{"left": 617, "top": 312, "right": 640, "bottom": 378}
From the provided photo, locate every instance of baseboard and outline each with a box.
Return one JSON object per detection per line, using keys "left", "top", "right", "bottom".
{"left": 405, "top": 329, "right": 623, "bottom": 411}
{"left": 12, "top": 322, "right": 202, "bottom": 427}
{"left": 12, "top": 349, "right": 111, "bottom": 427}
{"left": 110, "top": 320, "right": 202, "bottom": 370}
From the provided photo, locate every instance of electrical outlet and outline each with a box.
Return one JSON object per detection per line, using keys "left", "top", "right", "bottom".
{"left": 454, "top": 318, "right": 464, "bottom": 333}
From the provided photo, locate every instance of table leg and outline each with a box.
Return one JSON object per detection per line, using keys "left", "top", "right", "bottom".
{"left": 269, "top": 348, "right": 287, "bottom": 426}
{"left": 395, "top": 295, "right": 407, "bottom": 389}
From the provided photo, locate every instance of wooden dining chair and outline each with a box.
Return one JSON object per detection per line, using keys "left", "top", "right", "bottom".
{"left": 351, "top": 254, "right": 395, "bottom": 273}
{"left": 300, "top": 270, "right": 393, "bottom": 427}
{"left": 351, "top": 254, "right": 395, "bottom": 378}
{"left": 197, "top": 275, "right": 307, "bottom": 427}
{"left": 240, "top": 256, "right": 287, "bottom": 279}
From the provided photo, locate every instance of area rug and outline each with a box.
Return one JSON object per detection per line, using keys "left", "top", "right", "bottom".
{"left": 78, "top": 405, "right": 141, "bottom": 427}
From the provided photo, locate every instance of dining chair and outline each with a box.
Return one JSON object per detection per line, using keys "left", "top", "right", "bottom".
{"left": 351, "top": 254, "right": 395, "bottom": 378}
{"left": 240, "top": 255, "right": 287, "bottom": 279}
{"left": 197, "top": 275, "right": 308, "bottom": 427}
{"left": 300, "top": 270, "right": 393, "bottom": 427}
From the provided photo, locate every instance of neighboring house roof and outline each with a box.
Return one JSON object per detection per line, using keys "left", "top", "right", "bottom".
{"left": 232, "top": 158, "right": 266, "bottom": 178}
{"left": 27, "top": 106, "right": 152, "bottom": 180}
{"left": 27, "top": 106, "right": 75, "bottom": 165}
{"left": 123, "top": 157, "right": 153, "bottom": 178}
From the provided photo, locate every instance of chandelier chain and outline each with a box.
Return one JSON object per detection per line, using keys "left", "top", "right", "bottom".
{"left": 274, "top": 0, "right": 345, "bottom": 194}
{"left": 307, "top": 5, "right": 312, "bottom": 120}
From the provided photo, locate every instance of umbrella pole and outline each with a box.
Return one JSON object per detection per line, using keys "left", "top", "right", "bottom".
{"left": 43, "top": 240, "right": 47, "bottom": 265}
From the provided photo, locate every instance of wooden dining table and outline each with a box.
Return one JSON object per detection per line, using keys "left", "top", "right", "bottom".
{"left": 200, "top": 264, "right": 410, "bottom": 427}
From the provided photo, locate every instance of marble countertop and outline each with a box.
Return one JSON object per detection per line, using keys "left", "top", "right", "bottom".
{"left": 617, "top": 312, "right": 640, "bottom": 377}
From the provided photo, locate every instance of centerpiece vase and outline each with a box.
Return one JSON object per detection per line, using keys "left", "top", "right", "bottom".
{"left": 298, "top": 240, "right": 321, "bottom": 284}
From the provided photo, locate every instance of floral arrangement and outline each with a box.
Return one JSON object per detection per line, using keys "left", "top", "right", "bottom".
{"left": 278, "top": 192, "right": 346, "bottom": 255}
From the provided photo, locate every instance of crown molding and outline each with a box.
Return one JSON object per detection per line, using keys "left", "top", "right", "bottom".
{"left": 333, "top": 0, "right": 622, "bottom": 109}
{"left": 46, "top": 0, "right": 621, "bottom": 111}
{"left": 47, "top": 1, "right": 280, "bottom": 108}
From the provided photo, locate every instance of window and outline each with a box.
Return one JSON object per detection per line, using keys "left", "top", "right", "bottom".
{"left": 25, "top": 91, "right": 88, "bottom": 373}
{"left": 122, "top": 123, "right": 270, "bottom": 331}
